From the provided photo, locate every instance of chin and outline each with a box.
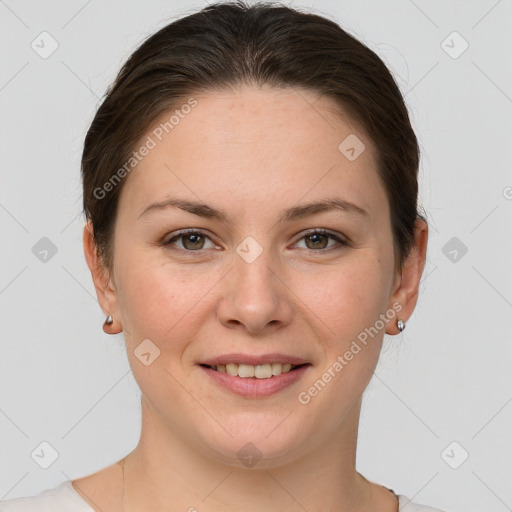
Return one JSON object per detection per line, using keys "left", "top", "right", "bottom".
{"left": 193, "top": 417, "right": 312, "bottom": 470}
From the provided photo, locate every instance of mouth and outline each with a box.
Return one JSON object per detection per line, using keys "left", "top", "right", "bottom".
{"left": 199, "top": 362, "right": 309, "bottom": 379}
{"left": 198, "top": 360, "right": 312, "bottom": 398}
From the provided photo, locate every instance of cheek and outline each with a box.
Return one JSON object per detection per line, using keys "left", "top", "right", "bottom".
{"left": 300, "top": 259, "right": 392, "bottom": 410}
{"left": 115, "top": 249, "right": 219, "bottom": 348}
{"left": 112, "top": 244, "right": 174, "bottom": 337}
{"left": 118, "top": 265, "right": 176, "bottom": 334}
{"left": 297, "top": 252, "right": 391, "bottom": 335}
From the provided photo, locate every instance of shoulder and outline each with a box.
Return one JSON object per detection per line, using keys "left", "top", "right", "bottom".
{"left": 398, "top": 494, "right": 451, "bottom": 512}
{"left": 0, "top": 480, "right": 93, "bottom": 512}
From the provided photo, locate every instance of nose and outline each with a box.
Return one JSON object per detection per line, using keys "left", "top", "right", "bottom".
{"left": 216, "top": 246, "right": 293, "bottom": 335}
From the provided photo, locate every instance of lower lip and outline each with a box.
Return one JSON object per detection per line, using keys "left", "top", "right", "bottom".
{"left": 199, "top": 364, "right": 310, "bottom": 398}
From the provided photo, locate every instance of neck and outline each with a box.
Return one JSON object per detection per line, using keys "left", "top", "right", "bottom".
{"left": 118, "top": 396, "right": 383, "bottom": 512}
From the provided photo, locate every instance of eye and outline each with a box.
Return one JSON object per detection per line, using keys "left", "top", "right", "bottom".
{"left": 164, "top": 229, "right": 218, "bottom": 251}
{"left": 164, "top": 228, "right": 347, "bottom": 253}
{"left": 293, "top": 228, "right": 347, "bottom": 251}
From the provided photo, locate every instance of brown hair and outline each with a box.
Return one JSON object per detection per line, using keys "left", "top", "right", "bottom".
{"left": 82, "top": 0, "right": 426, "bottom": 276}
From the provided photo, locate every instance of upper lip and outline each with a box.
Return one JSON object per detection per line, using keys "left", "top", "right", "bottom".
{"left": 200, "top": 353, "right": 310, "bottom": 366}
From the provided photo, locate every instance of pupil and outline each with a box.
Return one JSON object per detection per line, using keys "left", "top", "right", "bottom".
{"left": 308, "top": 233, "right": 326, "bottom": 249}
{"left": 185, "top": 234, "right": 202, "bottom": 249}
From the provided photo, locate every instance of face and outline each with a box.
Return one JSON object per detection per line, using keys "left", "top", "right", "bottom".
{"left": 87, "top": 85, "right": 416, "bottom": 467}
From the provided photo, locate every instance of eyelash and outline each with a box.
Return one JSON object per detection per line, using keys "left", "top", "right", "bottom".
{"left": 163, "top": 228, "right": 348, "bottom": 254}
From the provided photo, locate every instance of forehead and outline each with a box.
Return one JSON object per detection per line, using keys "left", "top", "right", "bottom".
{"left": 118, "top": 85, "right": 387, "bottom": 223}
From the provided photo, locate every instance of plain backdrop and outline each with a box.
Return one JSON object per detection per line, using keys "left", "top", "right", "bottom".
{"left": 0, "top": 1, "right": 511, "bottom": 511}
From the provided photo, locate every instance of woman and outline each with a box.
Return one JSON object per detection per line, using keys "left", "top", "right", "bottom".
{"left": 0, "top": 1, "right": 448, "bottom": 511}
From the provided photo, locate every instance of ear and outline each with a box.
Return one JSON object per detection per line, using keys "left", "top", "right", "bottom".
{"left": 83, "top": 220, "right": 122, "bottom": 333}
{"left": 386, "top": 217, "right": 428, "bottom": 335}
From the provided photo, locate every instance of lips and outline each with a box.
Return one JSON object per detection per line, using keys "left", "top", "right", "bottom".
{"left": 197, "top": 352, "right": 312, "bottom": 397}
{"left": 199, "top": 363, "right": 311, "bottom": 397}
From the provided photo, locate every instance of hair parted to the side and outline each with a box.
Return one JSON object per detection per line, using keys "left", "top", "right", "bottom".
{"left": 81, "top": 0, "right": 426, "bottom": 278}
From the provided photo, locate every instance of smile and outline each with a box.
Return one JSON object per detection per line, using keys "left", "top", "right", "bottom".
{"left": 198, "top": 363, "right": 311, "bottom": 398}
{"left": 203, "top": 362, "right": 300, "bottom": 378}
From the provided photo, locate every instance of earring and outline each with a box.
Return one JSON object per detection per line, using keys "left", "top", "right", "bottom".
{"left": 103, "top": 314, "right": 114, "bottom": 334}
{"left": 397, "top": 318, "right": 406, "bottom": 332}
{"left": 103, "top": 314, "right": 122, "bottom": 335}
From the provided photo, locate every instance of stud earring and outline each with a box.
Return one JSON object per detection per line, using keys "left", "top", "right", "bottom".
{"left": 103, "top": 314, "right": 122, "bottom": 335}
{"left": 397, "top": 318, "right": 406, "bottom": 332}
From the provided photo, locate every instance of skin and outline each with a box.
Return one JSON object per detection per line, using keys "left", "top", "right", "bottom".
{"left": 79, "top": 85, "right": 428, "bottom": 512}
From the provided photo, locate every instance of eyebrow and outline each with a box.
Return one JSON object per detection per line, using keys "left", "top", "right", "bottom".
{"left": 137, "top": 196, "right": 369, "bottom": 225}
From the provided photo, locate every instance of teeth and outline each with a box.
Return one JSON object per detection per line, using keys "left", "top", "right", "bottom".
{"left": 238, "top": 364, "right": 255, "bottom": 378}
{"left": 255, "top": 364, "right": 272, "bottom": 379}
{"left": 226, "top": 363, "right": 238, "bottom": 376}
{"left": 211, "top": 363, "right": 297, "bottom": 379}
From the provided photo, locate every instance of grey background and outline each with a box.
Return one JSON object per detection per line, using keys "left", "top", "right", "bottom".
{"left": 1, "top": 1, "right": 511, "bottom": 511}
